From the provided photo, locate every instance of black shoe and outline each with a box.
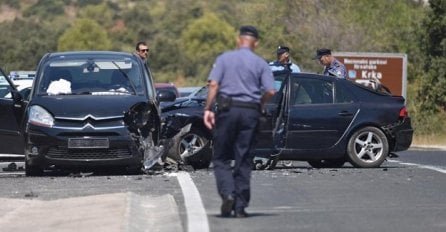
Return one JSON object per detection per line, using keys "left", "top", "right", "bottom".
{"left": 235, "top": 209, "right": 248, "bottom": 218}
{"left": 220, "top": 195, "right": 235, "bottom": 217}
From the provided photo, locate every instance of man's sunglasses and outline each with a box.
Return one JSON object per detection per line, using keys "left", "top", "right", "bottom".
{"left": 139, "top": 49, "right": 149, "bottom": 52}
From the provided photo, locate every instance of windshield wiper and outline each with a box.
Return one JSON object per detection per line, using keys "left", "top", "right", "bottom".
{"left": 111, "top": 61, "right": 137, "bottom": 95}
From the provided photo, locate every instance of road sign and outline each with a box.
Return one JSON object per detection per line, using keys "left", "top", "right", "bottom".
{"left": 333, "top": 52, "right": 407, "bottom": 97}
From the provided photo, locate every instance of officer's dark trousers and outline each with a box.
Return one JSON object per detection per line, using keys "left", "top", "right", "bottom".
{"left": 213, "top": 107, "right": 259, "bottom": 211}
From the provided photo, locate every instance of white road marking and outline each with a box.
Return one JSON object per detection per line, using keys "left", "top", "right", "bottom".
{"left": 0, "top": 172, "right": 24, "bottom": 176}
{"left": 0, "top": 154, "right": 24, "bottom": 158}
{"left": 388, "top": 160, "right": 446, "bottom": 174}
{"left": 175, "top": 172, "right": 209, "bottom": 232}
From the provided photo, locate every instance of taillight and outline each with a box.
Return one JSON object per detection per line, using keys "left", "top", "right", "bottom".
{"left": 399, "top": 106, "right": 408, "bottom": 119}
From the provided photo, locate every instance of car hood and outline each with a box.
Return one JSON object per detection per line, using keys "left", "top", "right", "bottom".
{"left": 160, "top": 96, "right": 205, "bottom": 112}
{"left": 30, "top": 95, "right": 151, "bottom": 118}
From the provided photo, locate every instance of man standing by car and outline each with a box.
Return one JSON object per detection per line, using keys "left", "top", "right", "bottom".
{"left": 135, "top": 41, "right": 150, "bottom": 63}
{"left": 203, "top": 25, "right": 276, "bottom": 218}
{"left": 314, "top": 48, "right": 347, "bottom": 79}
{"left": 269, "top": 45, "right": 301, "bottom": 73}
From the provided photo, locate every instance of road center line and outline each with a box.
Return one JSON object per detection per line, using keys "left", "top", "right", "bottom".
{"left": 175, "top": 172, "right": 209, "bottom": 232}
{"left": 388, "top": 160, "right": 446, "bottom": 174}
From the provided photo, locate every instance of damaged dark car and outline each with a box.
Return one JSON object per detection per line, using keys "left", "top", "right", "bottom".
{"left": 0, "top": 51, "right": 177, "bottom": 175}
{"left": 161, "top": 71, "right": 413, "bottom": 169}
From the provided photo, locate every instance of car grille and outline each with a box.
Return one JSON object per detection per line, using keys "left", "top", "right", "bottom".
{"left": 46, "top": 146, "right": 132, "bottom": 160}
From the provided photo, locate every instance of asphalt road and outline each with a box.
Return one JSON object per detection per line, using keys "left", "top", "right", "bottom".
{"left": 0, "top": 149, "right": 445, "bottom": 232}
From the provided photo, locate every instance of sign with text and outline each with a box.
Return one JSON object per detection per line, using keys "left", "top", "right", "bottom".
{"left": 333, "top": 52, "right": 407, "bottom": 97}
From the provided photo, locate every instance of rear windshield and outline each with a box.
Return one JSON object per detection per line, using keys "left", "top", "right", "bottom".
{"left": 351, "top": 79, "right": 392, "bottom": 96}
{"left": 36, "top": 57, "right": 146, "bottom": 96}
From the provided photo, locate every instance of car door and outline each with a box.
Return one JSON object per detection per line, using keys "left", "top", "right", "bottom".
{"left": 285, "top": 75, "right": 359, "bottom": 150}
{"left": 0, "top": 69, "right": 26, "bottom": 156}
{"left": 255, "top": 71, "right": 290, "bottom": 153}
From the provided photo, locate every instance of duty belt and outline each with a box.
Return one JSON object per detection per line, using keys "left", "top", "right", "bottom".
{"left": 231, "top": 100, "right": 260, "bottom": 110}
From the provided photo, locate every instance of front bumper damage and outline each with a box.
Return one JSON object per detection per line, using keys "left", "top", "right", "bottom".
{"left": 124, "top": 102, "right": 195, "bottom": 172}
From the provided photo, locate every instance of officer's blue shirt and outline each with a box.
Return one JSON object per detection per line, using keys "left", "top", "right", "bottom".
{"left": 269, "top": 60, "right": 301, "bottom": 73}
{"left": 208, "top": 47, "right": 275, "bottom": 103}
{"left": 324, "top": 58, "right": 347, "bottom": 79}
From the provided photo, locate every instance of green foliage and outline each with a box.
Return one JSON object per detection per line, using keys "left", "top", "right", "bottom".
{"left": 180, "top": 12, "right": 235, "bottom": 79}
{"left": 121, "top": 3, "right": 154, "bottom": 42}
{"left": 58, "top": 18, "right": 112, "bottom": 51}
{"left": 0, "top": 0, "right": 19, "bottom": 8}
{"left": 0, "top": 19, "right": 64, "bottom": 71}
{"left": 416, "top": 0, "right": 446, "bottom": 114}
{"left": 23, "top": 0, "right": 67, "bottom": 19}
{"left": 78, "top": 2, "right": 114, "bottom": 29}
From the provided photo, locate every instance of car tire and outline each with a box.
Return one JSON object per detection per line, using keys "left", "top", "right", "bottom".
{"left": 308, "top": 159, "right": 346, "bottom": 168}
{"left": 25, "top": 162, "right": 43, "bottom": 176}
{"left": 174, "top": 128, "right": 212, "bottom": 169}
{"left": 347, "top": 126, "right": 389, "bottom": 168}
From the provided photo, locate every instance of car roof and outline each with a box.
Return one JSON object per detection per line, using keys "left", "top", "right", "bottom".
{"left": 43, "top": 51, "right": 137, "bottom": 61}
{"left": 155, "top": 83, "right": 176, "bottom": 87}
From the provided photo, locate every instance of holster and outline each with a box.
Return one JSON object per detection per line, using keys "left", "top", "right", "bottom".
{"left": 216, "top": 95, "right": 232, "bottom": 112}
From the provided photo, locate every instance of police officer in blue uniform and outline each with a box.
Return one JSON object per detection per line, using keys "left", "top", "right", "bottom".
{"left": 269, "top": 45, "right": 301, "bottom": 73}
{"left": 203, "top": 25, "right": 276, "bottom": 218}
{"left": 314, "top": 48, "right": 347, "bottom": 78}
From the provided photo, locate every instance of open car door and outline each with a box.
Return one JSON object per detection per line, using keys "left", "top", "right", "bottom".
{"left": 253, "top": 71, "right": 290, "bottom": 169}
{"left": 0, "top": 69, "right": 26, "bottom": 158}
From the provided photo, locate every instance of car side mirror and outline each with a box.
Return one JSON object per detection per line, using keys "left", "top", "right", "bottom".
{"left": 157, "top": 89, "right": 176, "bottom": 102}
{"left": 11, "top": 89, "right": 23, "bottom": 103}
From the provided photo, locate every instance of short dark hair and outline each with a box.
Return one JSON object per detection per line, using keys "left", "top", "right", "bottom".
{"left": 136, "top": 41, "right": 147, "bottom": 51}
{"left": 313, "top": 48, "right": 332, "bottom": 60}
{"left": 277, "top": 46, "right": 290, "bottom": 55}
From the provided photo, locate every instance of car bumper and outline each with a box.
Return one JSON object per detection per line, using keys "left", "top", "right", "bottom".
{"left": 25, "top": 125, "right": 143, "bottom": 168}
{"left": 390, "top": 117, "right": 413, "bottom": 152}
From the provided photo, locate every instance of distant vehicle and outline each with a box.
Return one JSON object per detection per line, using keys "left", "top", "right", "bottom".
{"left": 0, "top": 51, "right": 175, "bottom": 176}
{"left": 9, "top": 70, "right": 36, "bottom": 80}
{"left": 9, "top": 78, "right": 33, "bottom": 100}
{"left": 160, "top": 71, "right": 413, "bottom": 169}
{"left": 178, "top": 86, "right": 201, "bottom": 97}
{"left": 155, "top": 83, "right": 180, "bottom": 99}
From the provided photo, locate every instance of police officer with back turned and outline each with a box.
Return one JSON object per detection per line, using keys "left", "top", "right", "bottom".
{"left": 203, "top": 25, "right": 276, "bottom": 218}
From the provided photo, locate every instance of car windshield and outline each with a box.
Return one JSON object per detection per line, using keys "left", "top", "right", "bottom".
{"left": 36, "top": 58, "right": 145, "bottom": 96}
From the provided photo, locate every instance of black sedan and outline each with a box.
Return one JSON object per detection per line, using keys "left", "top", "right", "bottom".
{"left": 161, "top": 71, "right": 413, "bottom": 169}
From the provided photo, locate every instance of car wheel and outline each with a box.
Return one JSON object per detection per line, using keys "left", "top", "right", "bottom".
{"left": 177, "top": 129, "right": 212, "bottom": 169}
{"left": 308, "top": 159, "right": 345, "bottom": 168}
{"left": 25, "top": 161, "right": 43, "bottom": 176}
{"left": 347, "top": 126, "right": 389, "bottom": 168}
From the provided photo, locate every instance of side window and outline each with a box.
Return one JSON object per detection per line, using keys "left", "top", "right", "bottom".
{"left": 335, "top": 83, "right": 355, "bottom": 103}
{"left": 291, "top": 78, "right": 334, "bottom": 105}
{"left": 0, "top": 75, "right": 13, "bottom": 98}
{"left": 270, "top": 72, "right": 288, "bottom": 104}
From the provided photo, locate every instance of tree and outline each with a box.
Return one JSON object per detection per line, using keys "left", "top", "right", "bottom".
{"left": 416, "top": 0, "right": 446, "bottom": 113}
{"left": 0, "top": 19, "right": 64, "bottom": 71}
{"left": 179, "top": 12, "right": 235, "bottom": 79}
{"left": 57, "top": 18, "right": 112, "bottom": 51}
{"left": 78, "top": 2, "right": 114, "bottom": 29}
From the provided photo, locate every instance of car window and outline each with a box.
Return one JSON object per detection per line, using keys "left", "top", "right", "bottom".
{"left": 37, "top": 58, "right": 144, "bottom": 96}
{"left": 270, "top": 72, "right": 288, "bottom": 104}
{"left": 335, "top": 82, "right": 355, "bottom": 103}
{"left": 0, "top": 74, "right": 13, "bottom": 98}
{"left": 291, "top": 78, "right": 334, "bottom": 105}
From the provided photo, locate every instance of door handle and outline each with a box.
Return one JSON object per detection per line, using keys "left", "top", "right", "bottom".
{"left": 338, "top": 111, "right": 353, "bottom": 116}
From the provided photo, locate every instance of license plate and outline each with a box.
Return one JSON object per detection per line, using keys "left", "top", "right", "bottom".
{"left": 68, "top": 138, "right": 109, "bottom": 149}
